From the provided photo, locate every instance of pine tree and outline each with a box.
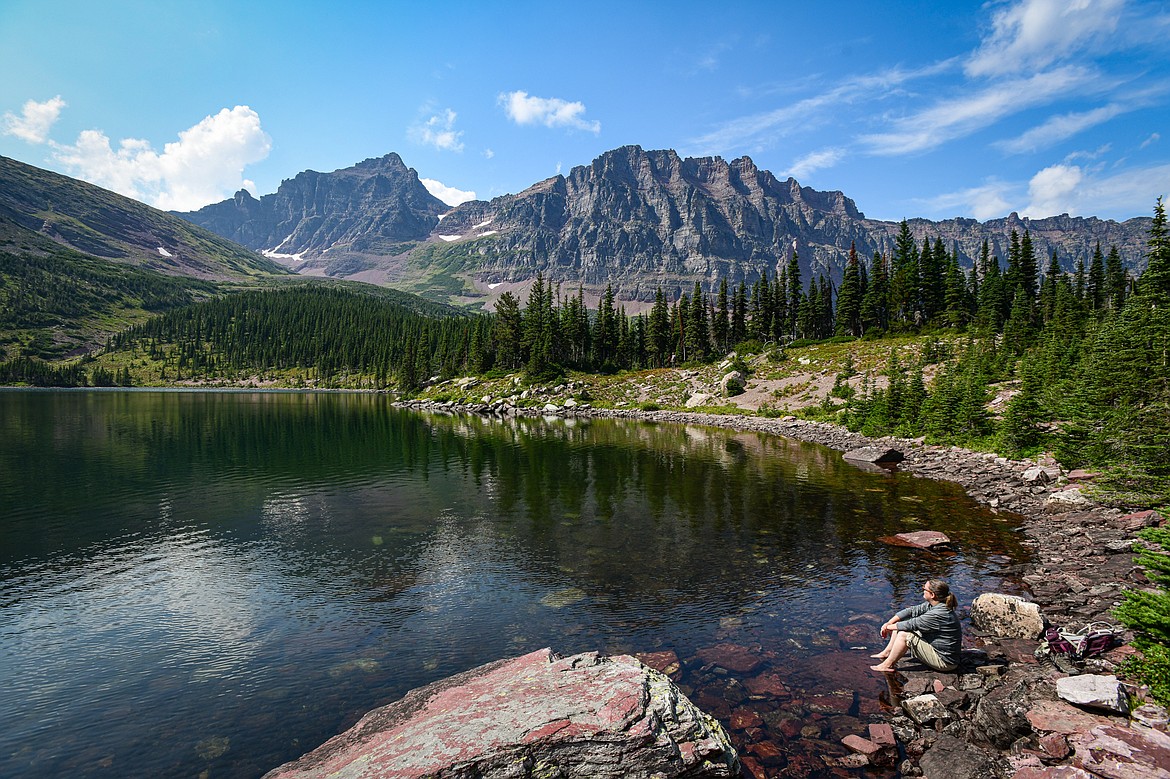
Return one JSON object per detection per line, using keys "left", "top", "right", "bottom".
{"left": 1107, "top": 245, "right": 1127, "bottom": 310}
{"left": 786, "top": 250, "right": 801, "bottom": 338}
{"left": 860, "top": 252, "right": 888, "bottom": 333}
{"left": 493, "top": 292, "right": 523, "bottom": 369}
{"left": 1089, "top": 242, "right": 1107, "bottom": 312}
{"left": 686, "top": 281, "right": 709, "bottom": 359}
{"left": 649, "top": 287, "right": 671, "bottom": 366}
{"left": 1139, "top": 196, "right": 1170, "bottom": 299}
{"left": 891, "top": 220, "right": 920, "bottom": 326}
{"left": 835, "top": 242, "right": 863, "bottom": 336}
{"left": 714, "top": 277, "right": 730, "bottom": 353}
{"left": 731, "top": 282, "right": 748, "bottom": 346}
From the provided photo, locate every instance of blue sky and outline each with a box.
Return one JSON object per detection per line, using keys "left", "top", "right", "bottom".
{"left": 1, "top": 0, "right": 1167, "bottom": 222}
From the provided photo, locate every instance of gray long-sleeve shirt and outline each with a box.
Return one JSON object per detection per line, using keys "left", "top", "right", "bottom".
{"left": 896, "top": 601, "right": 962, "bottom": 666}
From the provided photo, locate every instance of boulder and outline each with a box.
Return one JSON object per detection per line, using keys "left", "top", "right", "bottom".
{"left": 918, "top": 733, "right": 1001, "bottom": 779}
{"left": 719, "top": 371, "right": 746, "bottom": 397}
{"left": 1071, "top": 724, "right": 1170, "bottom": 779}
{"left": 970, "top": 593, "right": 1045, "bottom": 639}
{"left": 902, "top": 693, "right": 952, "bottom": 726}
{"left": 263, "top": 649, "right": 738, "bottom": 779}
{"left": 843, "top": 447, "right": 905, "bottom": 465}
{"left": 1056, "top": 674, "right": 1130, "bottom": 715}
{"left": 1045, "top": 487, "right": 1091, "bottom": 513}
{"left": 685, "top": 392, "right": 713, "bottom": 408}
{"left": 879, "top": 530, "right": 952, "bottom": 549}
{"left": 1023, "top": 466, "right": 1051, "bottom": 485}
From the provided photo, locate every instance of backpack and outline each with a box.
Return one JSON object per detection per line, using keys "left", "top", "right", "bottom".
{"left": 1044, "top": 622, "right": 1123, "bottom": 660}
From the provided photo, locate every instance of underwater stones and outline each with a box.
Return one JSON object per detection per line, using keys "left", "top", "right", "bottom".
{"left": 540, "top": 587, "right": 587, "bottom": 608}
{"left": 634, "top": 650, "right": 681, "bottom": 679}
{"left": 878, "top": 530, "right": 952, "bottom": 550}
{"left": 695, "top": 643, "right": 764, "bottom": 675}
{"left": 263, "top": 648, "right": 738, "bottom": 779}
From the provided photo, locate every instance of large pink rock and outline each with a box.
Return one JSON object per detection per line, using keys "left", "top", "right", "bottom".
{"left": 263, "top": 648, "right": 738, "bottom": 779}
{"left": 878, "top": 531, "right": 952, "bottom": 549}
{"left": 1071, "top": 724, "right": 1170, "bottom": 779}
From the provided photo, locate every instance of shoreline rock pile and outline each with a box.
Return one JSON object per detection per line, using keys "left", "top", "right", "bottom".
{"left": 390, "top": 400, "right": 1169, "bottom": 777}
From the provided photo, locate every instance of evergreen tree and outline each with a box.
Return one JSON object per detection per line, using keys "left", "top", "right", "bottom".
{"left": 1106, "top": 245, "right": 1127, "bottom": 310}
{"left": 686, "top": 281, "right": 709, "bottom": 359}
{"left": 714, "top": 277, "right": 730, "bottom": 353}
{"left": 1089, "top": 242, "right": 1107, "bottom": 312}
{"left": 890, "top": 220, "right": 920, "bottom": 326}
{"left": 1140, "top": 196, "right": 1170, "bottom": 299}
{"left": 835, "top": 242, "right": 863, "bottom": 336}
{"left": 786, "top": 250, "right": 802, "bottom": 338}
{"left": 649, "top": 287, "right": 671, "bottom": 366}
{"left": 860, "top": 252, "right": 889, "bottom": 333}
{"left": 594, "top": 284, "right": 619, "bottom": 367}
{"left": 943, "top": 255, "right": 968, "bottom": 329}
{"left": 493, "top": 292, "right": 523, "bottom": 369}
{"left": 731, "top": 282, "right": 748, "bottom": 346}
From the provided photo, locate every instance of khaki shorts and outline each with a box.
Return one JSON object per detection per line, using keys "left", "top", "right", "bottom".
{"left": 904, "top": 631, "right": 958, "bottom": 672}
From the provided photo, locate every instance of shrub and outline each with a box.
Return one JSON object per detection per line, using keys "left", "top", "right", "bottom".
{"left": 1115, "top": 524, "right": 1170, "bottom": 705}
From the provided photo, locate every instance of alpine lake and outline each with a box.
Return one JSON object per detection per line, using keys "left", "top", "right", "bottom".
{"left": 0, "top": 389, "right": 1030, "bottom": 777}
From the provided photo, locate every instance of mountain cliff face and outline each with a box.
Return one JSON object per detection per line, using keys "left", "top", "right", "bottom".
{"left": 0, "top": 155, "right": 283, "bottom": 279}
{"left": 177, "top": 146, "right": 1154, "bottom": 305}
{"left": 178, "top": 153, "right": 449, "bottom": 270}
{"left": 432, "top": 146, "right": 1151, "bottom": 302}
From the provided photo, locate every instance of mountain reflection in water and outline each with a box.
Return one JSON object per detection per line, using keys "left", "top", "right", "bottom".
{"left": 0, "top": 390, "right": 1029, "bottom": 777}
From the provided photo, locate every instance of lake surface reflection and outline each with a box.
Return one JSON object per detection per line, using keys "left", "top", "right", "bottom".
{"left": 0, "top": 390, "right": 1029, "bottom": 777}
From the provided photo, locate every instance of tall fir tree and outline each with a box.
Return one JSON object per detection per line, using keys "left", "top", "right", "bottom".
{"left": 714, "top": 277, "right": 730, "bottom": 353}
{"left": 860, "top": 252, "right": 889, "bottom": 333}
{"left": 1139, "top": 196, "right": 1170, "bottom": 299}
{"left": 731, "top": 281, "right": 748, "bottom": 346}
{"left": 1088, "top": 241, "right": 1106, "bottom": 312}
{"left": 835, "top": 242, "right": 863, "bottom": 336}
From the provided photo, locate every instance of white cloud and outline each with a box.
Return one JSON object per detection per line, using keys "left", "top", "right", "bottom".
{"left": 1078, "top": 162, "right": 1170, "bottom": 217}
{"left": 786, "top": 148, "right": 845, "bottom": 180}
{"left": 966, "top": 0, "right": 1125, "bottom": 78}
{"left": 1023, "top": 163, "right": 1085, "bottom": 217}
{"left": 410, "top": 108, "right": 464, "bottom": 152}
{"left": 420, "top": 177, "right": 476, "bottom": 207}
{"left": 483, "top": 148, "right": 495, "bottom": 159}
{"left": 2, "top": 95, "right": 66, "bottom": 143}
{"left": 688, "top": 61, "right": 957, "bottom": 155}
{"left": 1141, "top": 133, "right": 1161, "bottom": 149}
{"left": 861, "top": 66, "right": 1095, "bottom": 156}
{"left": 921, "top": 181, "right": 1016, "bottom": 221}
{"left": 499, "top": 91, "right": 600, "bottom": 133}
{"left": 998, "top": 103, "right": 1130, "bottom": 154}
{"left": 50, "top": 105, "right": 271, "bottom": 211}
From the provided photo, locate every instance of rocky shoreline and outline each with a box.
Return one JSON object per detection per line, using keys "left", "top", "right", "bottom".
{"left": 397, "top": 398, "right": 1169, "bottom": 777}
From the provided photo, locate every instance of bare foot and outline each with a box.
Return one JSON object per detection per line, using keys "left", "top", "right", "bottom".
{"left": 869, "top": 653, "right": 888, "bottom": 659}
{"left": 870, "top": 663, "right": 896, "bottom": 672}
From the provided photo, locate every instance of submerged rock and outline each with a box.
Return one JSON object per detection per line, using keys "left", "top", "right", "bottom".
{"left": 264, "top": 648, "right": 738, "bottom": 779}
{"left": 878, "top": 530, "right": 952, "bottom": 550}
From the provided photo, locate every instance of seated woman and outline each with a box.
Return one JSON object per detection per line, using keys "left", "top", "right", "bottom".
{"left": 870, "top": 579, "right": 961, "bottom": 673}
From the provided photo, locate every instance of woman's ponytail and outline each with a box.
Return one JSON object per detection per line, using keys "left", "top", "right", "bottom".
{"left": 928, "top": 579, "right": 958, "bottom": 610}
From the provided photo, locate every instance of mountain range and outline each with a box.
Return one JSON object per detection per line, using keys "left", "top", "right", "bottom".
{"left": 179, "top": 146, "right": 1155, "bottom": 308}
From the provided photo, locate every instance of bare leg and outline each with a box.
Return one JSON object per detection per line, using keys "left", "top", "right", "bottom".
{"left": 870, "top": 632, "right": 896, "bottom": 659}
{"left": 870, "top": 631, "right": 908, "bottom": 671}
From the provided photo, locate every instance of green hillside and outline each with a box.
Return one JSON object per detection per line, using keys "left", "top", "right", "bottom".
{"left": 0, "top": 155, "right": 286, "bottom": 279}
